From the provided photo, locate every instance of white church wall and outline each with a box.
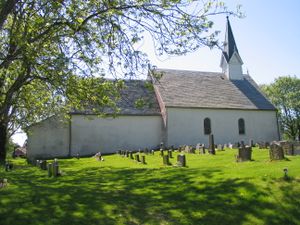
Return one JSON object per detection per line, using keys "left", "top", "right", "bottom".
{"left": 70, "top": 115, "right": 163, "bottom": 155}
{"left": 27, "top": 116, "right": 70, "bottom": 159}
{"left": 166, "top": 107, "right": 278, "bottom": 147}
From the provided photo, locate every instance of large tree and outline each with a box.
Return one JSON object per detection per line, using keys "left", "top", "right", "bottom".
{"left": 0, "top": 0, "right": 238, "bottom": 162}
{"left": 261, "top": 76, "right": 300, "bottom": 140}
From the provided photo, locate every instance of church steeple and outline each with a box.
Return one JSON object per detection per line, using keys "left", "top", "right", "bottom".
{"left": 220, "top": 17, "right": 244, "bottom": 80}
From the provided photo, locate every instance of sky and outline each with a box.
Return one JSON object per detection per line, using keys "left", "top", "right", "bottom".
{"left": 12, "top": 0, "right": 300, "bottom": 146}
{"left": 140, "top": 0, "right": 300, "bottom": 85}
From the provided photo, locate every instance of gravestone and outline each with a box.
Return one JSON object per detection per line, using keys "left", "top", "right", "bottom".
{"left": 160, "top": 142, "right": 164, "bottom": 150}
{"left": 40, "top": 160, "right": 47, "bottom": 170}
{"left": 217, "top": 144, "right": 224, "bottom": 151}
{"left": 269, "top": 142, "right": 284, "bottom": 160}
{"left": 240, "top": 141, "right": 245, "bottom": 148}
{"left": 135, "top": 154, "right": 140, "bottom": 162}
{"left": 281, "top": 141, "right": 294, "bottom": 155}
{"left": 208, "top": 134, "right": 215, "bottom": 155}
{"left": 47, "top": 163, "right": 53, "bottom": 177}
{"left": 249, "top": 139, "right": 254, "bottom": 147}
{"left": 163, "top": 155, "right": 170, "bottom": 165}
{"left": 52, "top": 159, "right": 59, "bottom": 177}
{"left": 160, "top": 149, "right": 164, "bottom": 157}
{"left": 236, "top": 146, "right": 252, "bottom": 162}
{"left": 129, "top": 151, "right": 134, "bottom": 159}
{"left": 177, "top": 154, "right": 186, "bottom": 167}
{"left": 196, "top": 143, "right": 201, "bottom": 152}
{"left": 200, "top": 146, "right": 206, "bottom": 154}
{"left": 184, "top": 145, "right": 189, "bottom": 153}
{"left": 5, "top": 160, "right": 13, "bottom": 172}
{"left": 168, "top": 150, "right": 173, "bottom": 158}
{"left": 141, "top": 155, "right": 146, "bottom": 164}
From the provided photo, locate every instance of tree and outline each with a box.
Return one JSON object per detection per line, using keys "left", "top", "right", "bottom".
{"left": 261, "top": 76, "right": 300, "bottom": 140}
{"left": 0, "top": 0, "right": 239, "bottom": 162}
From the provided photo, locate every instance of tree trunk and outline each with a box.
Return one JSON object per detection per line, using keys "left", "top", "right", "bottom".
{"left": 0, "top": 122, "right": 7, "bottom": 164}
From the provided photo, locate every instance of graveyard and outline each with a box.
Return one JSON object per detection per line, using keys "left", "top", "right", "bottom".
{"left": 0, "top": 147, "right": 300, "bottom": 225}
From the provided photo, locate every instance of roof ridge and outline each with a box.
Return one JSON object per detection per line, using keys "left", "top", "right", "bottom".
{"left": 156, "top": 68, "right": 224, "bottom": 75}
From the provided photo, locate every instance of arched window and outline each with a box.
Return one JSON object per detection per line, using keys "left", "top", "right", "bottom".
{"left": 238, "top": 118, "right": 245, "bottom": 135}
{"left": 204, "top": 118, "right": 211, "bottom": 135}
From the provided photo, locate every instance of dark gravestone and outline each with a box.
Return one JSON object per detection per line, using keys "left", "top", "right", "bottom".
{"left": 47, "top": 163, "right": 53, "bottom": 177}
{"left": 53, "top": 160, "right": 59, "bottom": 177}
{"left": 168, "top": 150, "right": 173, "bottom": 158}
{"left": 40, "top": 160, "right": 47, "bottom": 170}
{"left": 236, "top": 146, "right": 252, "bottom": 162}
{"left": 163, "top": 155, "right": 170, "bottom": 165}
{"left": 177, "top": 154, "right": 186, "bottom": 167}
{"left": 129, "top": 151, "right": 134, "bottom": 159}
{"left": 141, "top": 155, "right": 146, "bottom": 164}
{"left": 208, "top": 134, "right": 215, "bottom": 155}
{"left": 160, "top": 149, "right": 164, "bottom": 157}
{"left": 5, "top": 161, "right": 13, "bottom": 172}
{"left": 160, "top": 142, "right": 164, "bottom": 150}
{"left": 240, "top": 141, "right": 245, "bottom": 148}
{"left": 135, "top": 154, "right": 140, "bottom": 162}
{"left": 270, "top": 142, "right": 284, "bottom": 160}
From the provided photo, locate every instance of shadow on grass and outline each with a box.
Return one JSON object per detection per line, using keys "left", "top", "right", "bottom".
{"left": 0, "top": 164, "right": 300, "bottom": 225}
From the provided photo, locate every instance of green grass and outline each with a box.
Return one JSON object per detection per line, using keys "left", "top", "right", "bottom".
{"left": 1, "top": 148, "right": 300, "bottom": 225}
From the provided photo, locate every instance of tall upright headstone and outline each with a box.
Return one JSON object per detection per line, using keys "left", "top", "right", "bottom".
{"left": 270, "top": 142, "right": 284, "bottom": 160}
{"left": 209, "top": 134, "right": 215, "bottom": 155}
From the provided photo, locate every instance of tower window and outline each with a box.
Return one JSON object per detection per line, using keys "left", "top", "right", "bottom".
{"left": 204, "top": 118, "right": 211, "bottom": 135}
{"left": 238, "top": 118, "right": 245, "bottom": 135}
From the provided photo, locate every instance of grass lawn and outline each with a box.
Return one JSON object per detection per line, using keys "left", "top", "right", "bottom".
{"left": 0, "top": 148, "right": 300, "bottom": 225}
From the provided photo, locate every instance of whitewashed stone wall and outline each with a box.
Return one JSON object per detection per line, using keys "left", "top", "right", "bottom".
{"left": 166, "top": 107, "right": 279, "bottom": 147}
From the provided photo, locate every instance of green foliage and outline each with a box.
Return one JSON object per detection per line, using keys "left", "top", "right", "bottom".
{"left": 0, "top": 149, "right": 300, "bottom": 224}
{"left": 0, "top": 0, "right": 240, "bottom": 159}
{"left": 261, "top": 76, "right": 300, "bottom": 140}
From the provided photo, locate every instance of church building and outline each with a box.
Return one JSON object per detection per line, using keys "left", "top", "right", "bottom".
{"left": 27, "top": 18, "right": 279, "bottom": 159}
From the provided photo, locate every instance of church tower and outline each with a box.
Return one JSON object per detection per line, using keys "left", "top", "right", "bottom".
{"left": 220, "top": 17, "right": 244, "bottom": 80}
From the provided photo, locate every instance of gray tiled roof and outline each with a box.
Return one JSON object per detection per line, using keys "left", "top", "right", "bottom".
{"left": 154, "top": 69, "right": 276, "bottom": 110}
{"left": 116, "top": 80, "right": 161, "bottom": 115}
{"left": 72, "top": 80, "right": 161, "bottom": 115}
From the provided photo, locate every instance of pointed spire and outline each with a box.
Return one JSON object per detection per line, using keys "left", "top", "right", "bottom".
{"left": 223, "top": 16, "right": 239, "bottom": 62}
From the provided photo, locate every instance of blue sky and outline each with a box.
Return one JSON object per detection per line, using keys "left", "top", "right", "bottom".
{"left": 141, "top": 0, "right": 300, "bottom": 84}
